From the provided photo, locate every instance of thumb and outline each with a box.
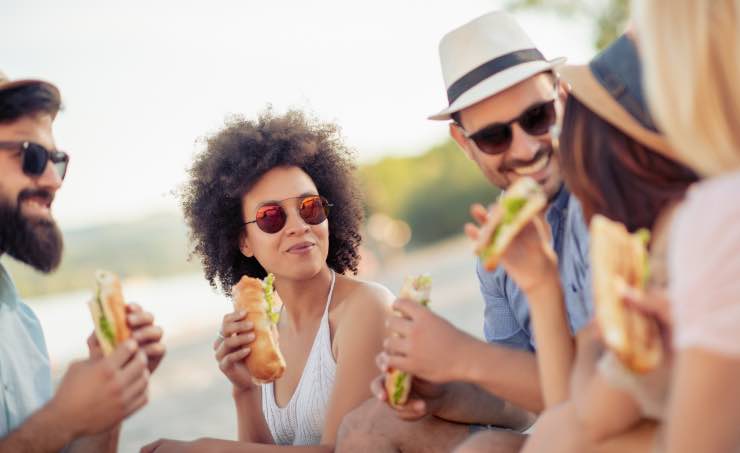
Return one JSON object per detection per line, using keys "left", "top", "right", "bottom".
{"left": 392, "top": 298, "right": 424, "bottom": 319}
{"left": 109, "top": 339, "right": 138, "bottom": 368}
{"left": 464, "top": 223, "right": 480, "bottom": 242}
{"left": 470, "top": 203, "right": 488, "bottom": 225}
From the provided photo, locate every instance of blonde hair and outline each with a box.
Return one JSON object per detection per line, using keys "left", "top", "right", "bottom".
{"left": 633, "top": 0, "right": 740, "bottom": 176}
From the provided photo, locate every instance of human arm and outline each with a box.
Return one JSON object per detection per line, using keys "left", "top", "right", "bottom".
{"left": 140, "top": 438, "right": 332, "bottom": 453}
{"left": 661, "top": 349, "right": 740, "bottom": 452}
{"left": 67, "top": 302, "right": 166, "bottom": 453}
{"left": 466, "top": 203, "right": 574, "bottom": 407}
{"left": 141, "top": 283, "right": 393, "bottom": 453}
{"left": 318, "top": 283, "right": 392, "bottom": 445}
{"left": 521, "top": 400, "right": 657, "bottom": 453}
{"left": 569, "top": 324, "right": 644, "bottom": 443}
{"left": 0, "top": 341, "right": 148, "bottom": 453}
{"left": 660, "top": 184, "right": 740, "bottom": 452}
{"left": 213, "top": 310, "right": 273, "bottom": 443}
{"left": 385, "top": 299, "right": 543, "bottom": 416}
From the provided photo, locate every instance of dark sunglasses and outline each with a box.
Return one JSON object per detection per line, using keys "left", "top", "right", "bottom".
{"left": 0, "top": 141, "right": 69, "bottom": 180}
{"left": 243, "top": 195, "right": 333, "bottom": 234}
{"left": 461, "top": 100, "right": 557, "bottom": 155}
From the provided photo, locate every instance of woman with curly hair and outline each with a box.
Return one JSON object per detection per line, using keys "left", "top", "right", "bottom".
{"left": 144, "top": 109, "right": 392, "bottom": 452}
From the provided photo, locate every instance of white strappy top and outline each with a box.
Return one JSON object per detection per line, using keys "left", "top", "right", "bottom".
{"left": 261, "top": 271, "right": 337, "bottom": 445}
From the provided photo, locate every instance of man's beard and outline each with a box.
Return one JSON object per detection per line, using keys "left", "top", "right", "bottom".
{"left": 0, "top": 189, "right": 63, "bottom": 273}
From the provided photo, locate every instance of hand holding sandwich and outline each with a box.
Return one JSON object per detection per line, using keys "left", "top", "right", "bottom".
{"left": 88, "top": 271, "right": 166, "bottom": 373}
{"left": 371, "top": 351, "right": 448, "bottom": 421}
{"left": 384, "top": 298, "right": 476, "bottom": 384}
{"left": 214, "top": 273, "right": 286, "bottom": 392}
{"left": 466, "top": 200, "right": 558, "bottom": 295}
{"left": 87, "top": 303, "right": 165, "bottom": 374}
{"left": 213, "top": 310, "right": 258, "bottom": 392}
{"left": 50, "top": 339, "right": 150, "bottom": 438}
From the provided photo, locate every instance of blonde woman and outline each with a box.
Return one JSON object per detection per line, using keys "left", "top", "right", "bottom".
{"left": 633, "top": 1, "right": 740, "bottom": 451}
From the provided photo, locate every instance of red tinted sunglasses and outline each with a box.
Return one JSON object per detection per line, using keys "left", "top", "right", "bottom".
{"left": 243, "top": 195, "right": 333, "bottom": 234}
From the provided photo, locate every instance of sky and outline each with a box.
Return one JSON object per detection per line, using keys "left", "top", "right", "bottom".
{"left": 2, "top": 0, "right": 596, "bottom": 229}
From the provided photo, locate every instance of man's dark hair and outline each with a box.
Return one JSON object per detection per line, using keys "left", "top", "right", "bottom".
{"left": 560, "top": 95, "right": 699, "bottom": 232}
{"left": 181, "top": 109, "right": 364, "bottom": 296}
{"left": 0, "top": 83, "right": 61, "bottom": 124}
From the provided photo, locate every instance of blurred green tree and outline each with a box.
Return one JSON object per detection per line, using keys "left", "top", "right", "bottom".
{"left": 360, "top": 140, "right": 498, "bottom": 248}
{"left": 507, "top": 0, "right": 629, "bottom": 50}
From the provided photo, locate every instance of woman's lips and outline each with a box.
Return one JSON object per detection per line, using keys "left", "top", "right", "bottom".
{"left": 286, "top": 241, "right": 315, "bottom": 254}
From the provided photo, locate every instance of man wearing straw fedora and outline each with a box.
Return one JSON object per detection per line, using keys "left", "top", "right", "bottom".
{"left": 0, "top": 72, "right": 165, "bottom": 452}
{"left": 337, "top": 11, "right": 592, "bottom": 453}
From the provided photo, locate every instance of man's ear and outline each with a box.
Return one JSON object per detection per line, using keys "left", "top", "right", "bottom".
{"left": 449, "top": 122, "right": 476, "bottom": 161}
{"left": 239, "top": 231, "right": 254, "bottom": 258}
{"left": 559, "top": 83, "right": 568, "bottom": 102}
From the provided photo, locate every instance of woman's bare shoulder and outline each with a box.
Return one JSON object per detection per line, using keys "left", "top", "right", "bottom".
{"left": 333, "top": 276, "right": 393, "bottom": 322}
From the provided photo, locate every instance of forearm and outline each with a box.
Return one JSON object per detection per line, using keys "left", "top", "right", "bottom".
{"left": 66, "top": 426, "right": 120, "bottom": 453}
{"left": 234, "top": 387, "right": 273, "bottom": 443}
{"left": 571, "top": 328, "right": 642, "bottom": 442}
{"left": 664, "top": 349, "right": 740, "bottom": 453}
{"left": 0, "top": 403, "right": 74, "bottom": 453}
{"left": 594, "top": 420, "right": 658, "bottom": 453}
{"left": 525, "top": 276, "right": 575, "bottom": 407}
{"left": 457, "top": 338, "right": 543, "bottom": 413}
{"left": 190, "top": 438, "right": 332, "bottom": 452}
{"left": 434, "top": 381, "right": 535, "bottom": 429}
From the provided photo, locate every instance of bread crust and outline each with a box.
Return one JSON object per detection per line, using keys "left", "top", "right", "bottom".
{"left": 232, "top": 275, "right": 286, "bottom": 384}
{"left": 590, "top": 215, "right": 663, "bottom": 374}
{"left": 385, "top": 275, "right": 432, "bottom": 407}
{"left": 476, "top": 177, "right": 547, "bottom": 271}
{"left": 89, "top": 270, "right": 131, "bottom": 356}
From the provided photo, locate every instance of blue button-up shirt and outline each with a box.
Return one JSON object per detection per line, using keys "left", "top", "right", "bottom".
{"left": 478, "top": 187, "right": 593, "bottom": 351}
{"left": 0, "top": 262, "right": 53, "bottom": 437}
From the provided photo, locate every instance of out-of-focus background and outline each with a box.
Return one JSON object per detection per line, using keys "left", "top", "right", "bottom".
{"left": 1, "top": 0, "right": 626, "bottom": 451}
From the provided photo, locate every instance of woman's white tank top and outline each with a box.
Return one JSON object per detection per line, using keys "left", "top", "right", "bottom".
{"left": 260, "top": 271, "right": 337, "bottom": 445}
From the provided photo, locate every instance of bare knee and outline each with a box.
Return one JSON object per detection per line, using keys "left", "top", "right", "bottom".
{"left": 453, "top": 430, "right": 527, "bottom": 453}
{"left": 336, "top": 399, "right": 397, "bottom": 453}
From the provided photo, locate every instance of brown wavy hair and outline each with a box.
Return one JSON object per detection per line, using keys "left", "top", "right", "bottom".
{"left": 560, "top": 95, "right": 699, "bottom": 232}
{"left": 181, "top": 109, "right": 363, "bottom": 295}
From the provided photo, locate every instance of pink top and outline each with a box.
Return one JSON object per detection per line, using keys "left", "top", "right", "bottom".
{"left": 669, "top": 171, "right": 740, "bottom": 356}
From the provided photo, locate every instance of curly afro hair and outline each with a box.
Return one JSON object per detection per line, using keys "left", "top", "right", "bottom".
{"left": 181, "top": 109, "right": 364, "bottom": 296}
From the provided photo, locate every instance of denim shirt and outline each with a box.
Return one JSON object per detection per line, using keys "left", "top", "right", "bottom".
{"left": 478, "top": 187, "right": 593, "bottom": 351}
{"left": 0, "top": 262, "right": 53, "bottom": 437}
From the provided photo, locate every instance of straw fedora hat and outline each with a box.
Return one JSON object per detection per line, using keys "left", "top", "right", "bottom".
{"left": 429, "top": 11, "right": 565, "bottom": 121}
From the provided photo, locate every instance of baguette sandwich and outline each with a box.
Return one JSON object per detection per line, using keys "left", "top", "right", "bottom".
{"left": 385, "top": 275, "right": 432, "bottom": 407}
{"left": 232, "top": 273, "right": 286, "bottom": 384}
{"left": 476, "top": 177, "right": 547, "bottom": 271}
{"left": 88, "top": 270, "right": 131, "bottom": 356}
{"left": 590, "top": 214, "right": 663, "bottom": 374}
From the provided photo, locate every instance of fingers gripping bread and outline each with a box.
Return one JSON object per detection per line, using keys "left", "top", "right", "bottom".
{"left": 89, "top": 270, "right": 131, "bottom": 356}
{"left": 476, "top": 177, "right": 547, "bottom": 271}
{"left": 232, "top": 274, "right": 286, "bottom": 384}
{"left": 385, "top": 275, "right": 432, "bottom": 407}
{"left": 590, "top": 215, "right": 663, "bottom": 374}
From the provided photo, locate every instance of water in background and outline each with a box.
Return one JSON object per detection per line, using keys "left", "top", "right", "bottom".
{"left": 27, "top": 236, "right": 485, "bottom": 452}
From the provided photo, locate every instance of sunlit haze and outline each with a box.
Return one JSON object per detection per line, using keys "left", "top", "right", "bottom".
{"left": 2, "top": 0, "right": 595, "bottom": 229}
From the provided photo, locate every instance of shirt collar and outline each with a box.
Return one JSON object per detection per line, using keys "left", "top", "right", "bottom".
{"left": 0, "top": 261, "right": 19, "bottom": 307}
{"left": 546, "top": 184, "right": 570, "bottom": 219}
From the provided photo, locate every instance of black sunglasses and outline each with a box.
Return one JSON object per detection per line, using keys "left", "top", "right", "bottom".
{"left": 0, "top": 141, "right": 69, "bottom": 180}
{"left": 243, "top": 195, "right": 333, "bottom": 234}
{"left": 461, "top": 100, "right": 557, "bottom": 155}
